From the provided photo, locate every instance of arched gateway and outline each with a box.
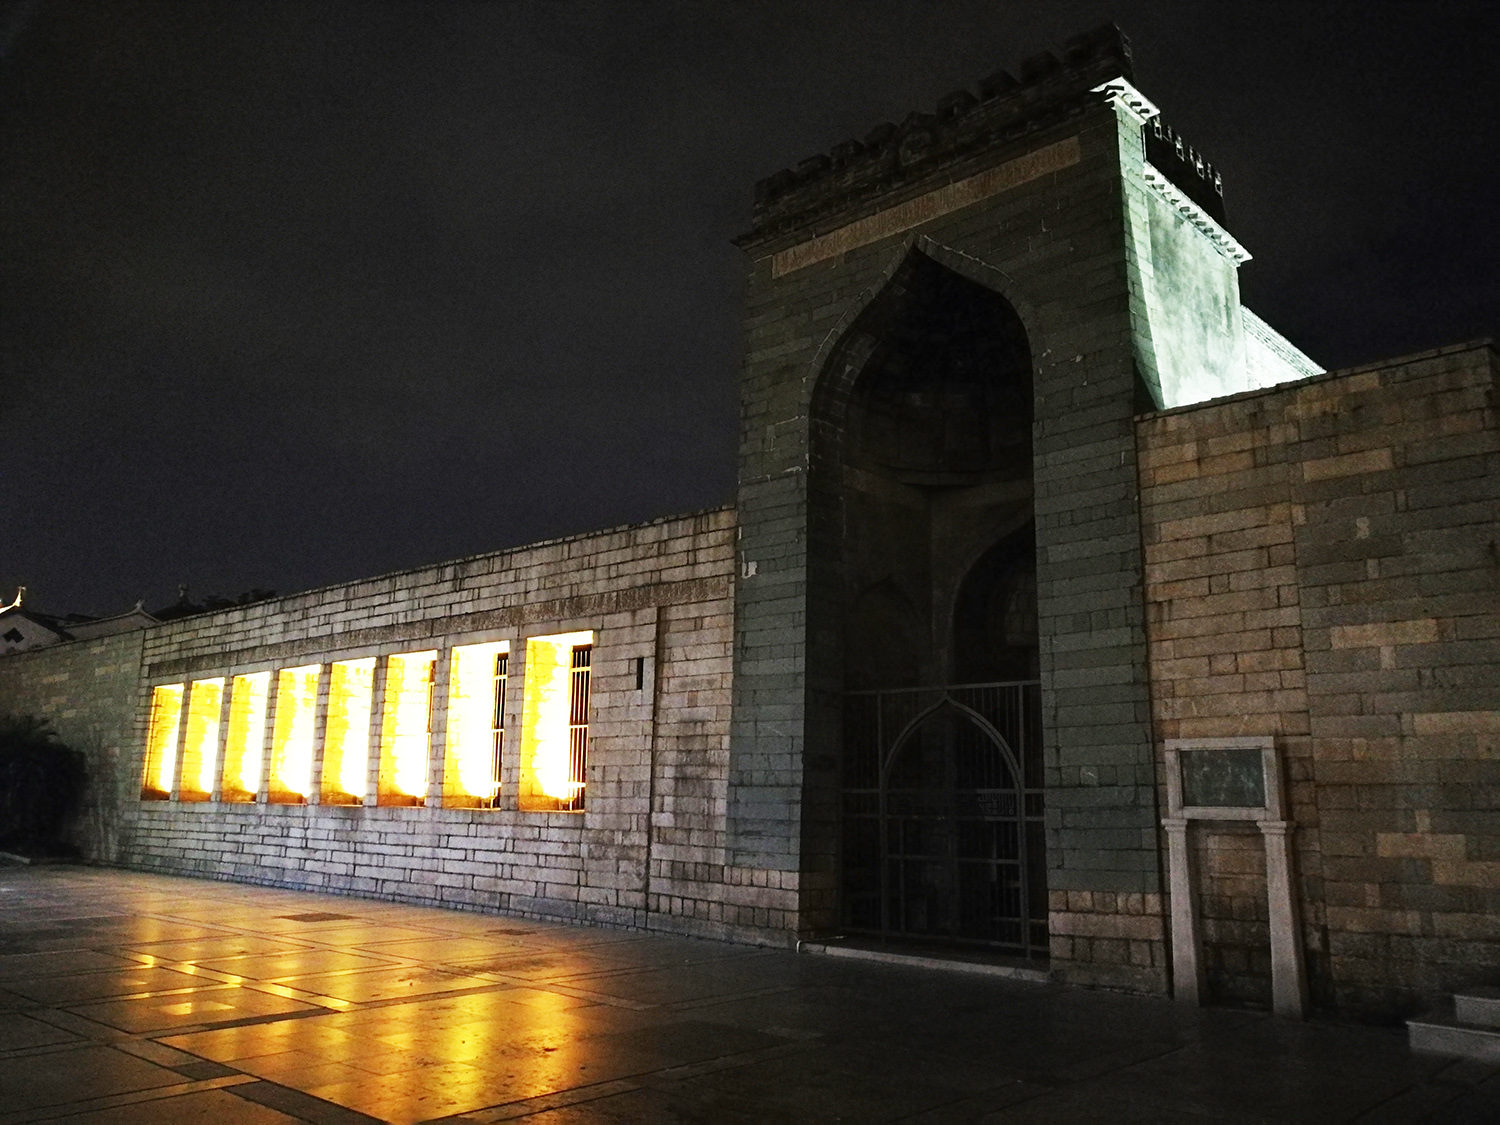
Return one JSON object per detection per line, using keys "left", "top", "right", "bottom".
{"left": 808, "top": 249, "right": 1046, "bottom": 956}
{"left": 729, "top": 26, "right": 1171, "bottom": 986}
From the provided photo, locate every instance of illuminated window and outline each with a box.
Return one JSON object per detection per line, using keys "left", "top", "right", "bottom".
{"left": 322, "top": 658, "right": 374, "bottom": 804}
{"left": 378, "top": 650, "right": 436, "bottom": 805}
{"left": 221, "top": 672, "right": 269, "bottom": 802}
{"left": 443, "top": 642, "right": 508, "bottom": 808}
{"left": 269, "top": 665, "right": 321, "bottom": 803}
{"left": 177, "top": 678, "right": 225, "bottom": 802}
{"left": 140, "top": 684, "right": 184, "bottom": 799}
{"left": 519, "top": 631, "right": 592, "bottom": 812}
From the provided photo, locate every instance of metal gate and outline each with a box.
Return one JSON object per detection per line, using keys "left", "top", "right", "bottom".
{"left": 840, "top": 682, "right": 1047, "bottom": 957}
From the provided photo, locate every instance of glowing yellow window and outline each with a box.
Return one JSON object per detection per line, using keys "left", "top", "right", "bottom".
{"left": 443, "top": 642, "right": 508, "bottom": 808}
{"left": 322, "top": 658, "right": 374, "bottom": 804}
{"left": 269, "top": 664, "right": 321, "bottom": 803}
{"left": 518, "top": 631, "right": 592, "bottom": 812}
{"left": 177, "top": 678, "right": 225, "bottom": 802}
{"left": 220, "top": 672, "right": 270, "bottom": 802}
{"left": 378, "top": 650, "right": 436, "bottom": 805}
{"left": 140, "top": 684, "right": 184, "bottom": 799}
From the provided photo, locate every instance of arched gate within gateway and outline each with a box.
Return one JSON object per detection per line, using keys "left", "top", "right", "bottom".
{"left": 841, "top": 682, "right": 1047, "bottom": 956}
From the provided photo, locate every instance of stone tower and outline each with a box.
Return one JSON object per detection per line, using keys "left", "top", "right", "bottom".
{"left": 728, "top": 25, "right": 1309, "bottom": 989}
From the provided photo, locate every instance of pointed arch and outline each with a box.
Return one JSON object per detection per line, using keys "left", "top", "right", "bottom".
{"left": 881, "top": 694, "right": 1023, "bottom": 790}
{"left": 806, "top": 242, "right": 1037, "bottom": 694}
{"left": 805, "top": 239, "right": 1041, "bottom": 459}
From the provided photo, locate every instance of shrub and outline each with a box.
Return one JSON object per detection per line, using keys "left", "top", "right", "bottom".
{"left": 0, "top": 715, "right": 87, "bottom": 854}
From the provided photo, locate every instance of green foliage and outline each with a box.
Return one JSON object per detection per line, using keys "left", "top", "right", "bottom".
{"left": 0, "top": 715, "right": 87, "bottom": 853}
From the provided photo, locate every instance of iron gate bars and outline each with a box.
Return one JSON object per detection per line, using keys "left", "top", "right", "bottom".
{"left": 841, "top": 681, "right": 1047, "bottom": 958}
{"left": 565, "top": 644, "right": 592, "bottom": 811}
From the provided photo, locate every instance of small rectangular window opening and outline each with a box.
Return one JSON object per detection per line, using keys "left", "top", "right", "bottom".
{"left": 491, "top": 652, "right": 507, "bottom": 808}
{"left": 269, "top": 665, "right": 321, "bottom": 803}
{"left": 518, "top": 630, "right": 593, "bottom": 812}
{"left": 379, "top": 650, "right": 436, "bottom": 805}
{"left": 221, "top": 672, "right": 269, "bottom": 801}
{"left": 141, "top": 684, "right": 184, "bottom": 799}
{"left": 323, "top": 658, "right": 375, "bottom": 804}
{"left": 635, "top": 655, "right": 645, "bottom": 691}
{"left": 178, "top": 678, "right": 225, "bottom": 801}
{"left": 567, "top": 645, "right": 592, "bottom": 811}
{"left": 443, "top": 642, "right": 508, "bottom": 808}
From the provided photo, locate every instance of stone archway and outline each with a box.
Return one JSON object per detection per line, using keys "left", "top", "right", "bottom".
{"left": 807, "top": 247, "right": 1045, "bottom": 956}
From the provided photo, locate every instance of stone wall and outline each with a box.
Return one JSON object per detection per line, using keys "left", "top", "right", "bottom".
{"left": 734, "top": 83, "right": 1167, "bottom": 988}
{"left": 0, "top": 629, "right": 143, "bottom": 861}
{"left": 1137, "top": 341, "right": 1500, "bottom": 1015}
{"left": 0, "top": 508, "right": 778, "bottom": 944}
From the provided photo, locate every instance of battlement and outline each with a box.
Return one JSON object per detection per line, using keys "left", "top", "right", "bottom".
{"left": 1144, "top": 117, "right": 1226, "bottom": 224}
{"left": 742, "top": 24, "right": 1133, "bottom": 246}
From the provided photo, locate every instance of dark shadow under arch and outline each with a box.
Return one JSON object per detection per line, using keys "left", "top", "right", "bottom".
{"left": 808, "top": 246, "right": 1035, "bottom": 693}
{"left": 953, "top": 520, "right": 1039, "bottom": 684}
{"left": 804, "top": 246, "right": 1046, "bottom": 955}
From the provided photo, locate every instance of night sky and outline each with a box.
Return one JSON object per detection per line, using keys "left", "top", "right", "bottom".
{"left": 3, "top": 1, "right": 1496, "bottom": 618}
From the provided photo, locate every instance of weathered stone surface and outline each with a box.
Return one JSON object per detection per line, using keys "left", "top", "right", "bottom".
{"left": 1138, "top": 341, "right": 1500, "bottom": 1016}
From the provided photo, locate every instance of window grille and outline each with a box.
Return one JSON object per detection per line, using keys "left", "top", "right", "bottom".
{"left": 489, "top": 651, "right": 507, "bottom": 808}
{"left": 567, "top": 644, "right": 591, "bottom": 810}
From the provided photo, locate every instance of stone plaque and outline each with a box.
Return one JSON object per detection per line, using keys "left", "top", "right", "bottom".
{"left": 1179, "top": 747, "right": 1266, "bottom": 809}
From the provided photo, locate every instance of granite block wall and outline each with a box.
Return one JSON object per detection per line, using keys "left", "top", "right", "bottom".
{"left": 0, "top": 629, "right": 143, "bottom": 861}
{"left": 0, "top": 508, "right": 776, "bottom": 944}
{"left": 1137, "top": 340, "right": 1500, "bottom": 1015}
{"left": 734, "top": 88, "right": 1166, "bottom": 985}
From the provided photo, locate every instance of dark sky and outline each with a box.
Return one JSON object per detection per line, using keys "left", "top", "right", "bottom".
{"left": 3, "top": 1, "right": 1496, "bottom": 617}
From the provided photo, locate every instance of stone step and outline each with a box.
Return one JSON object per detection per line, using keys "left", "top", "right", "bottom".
{"left": 796, "top": 940, "right": 1049, "bottom": 982}
{"left": 1408, "top": 1015, "right": 1500, "bottom": 1061}
{"left": 1454, "top": 987, "right": 1500, "bottom": 1029}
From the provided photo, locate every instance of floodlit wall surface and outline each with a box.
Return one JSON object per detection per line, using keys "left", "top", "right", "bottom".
{"left": 0, "top": 508, "right": 757, "bottom": 942}
{"left": 1242, "top": 307, "right": 1323, "bottom": 391}
{"left": 1139, "top": 183, "right": 1246, "bottom": 408}
{"left": 1136, "top": 341, "right": 1500, "bottom": 1016}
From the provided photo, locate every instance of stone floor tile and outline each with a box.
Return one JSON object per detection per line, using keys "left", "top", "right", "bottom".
{"left": 0, "top": 1010, "right": 80, "bottom": 1050}
{"left": 5, "top": 965, "right": 213, "bottom": 1005}
{"left": 273, "top": 966, "right": 504, "bottom": 1003}
{"left": 194, "top": 949, "right": 398, "bottom": 979}
{"left": 229, "top": 1080, "right": 388, "bottom": 1125}
{"left": 348, "top": 936, "right": 528, "bottom": 963}
{"left": 0, "top": 950, "right": 137, "bottom": 979}
{"left": 0, "top": 1043, "right": 185, "bottom": 1111}
{"left": 68, "top": 983, "right": 319, "bottom": 1033}
{"left": 123, "top": 935, "right": 314, "bottom": 961}
{"left": 48, "top": 1087, "right": 304, "bottom": 1124}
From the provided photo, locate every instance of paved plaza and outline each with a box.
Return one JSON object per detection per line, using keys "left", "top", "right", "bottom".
{"left": 0, "top": 868, "right": 1495, "bottom": 1123}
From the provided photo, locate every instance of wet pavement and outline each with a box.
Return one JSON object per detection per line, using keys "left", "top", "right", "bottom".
{"left": 0, "top": 867, "right": 1496, "bottom": 1123}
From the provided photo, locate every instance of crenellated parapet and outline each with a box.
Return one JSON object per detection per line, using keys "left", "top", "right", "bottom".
{"left": 1144, "top": 117, "right": 1226, "bottom": 225}
{"left": 741, "top": 24, "right": 1134, "bottom": 246}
